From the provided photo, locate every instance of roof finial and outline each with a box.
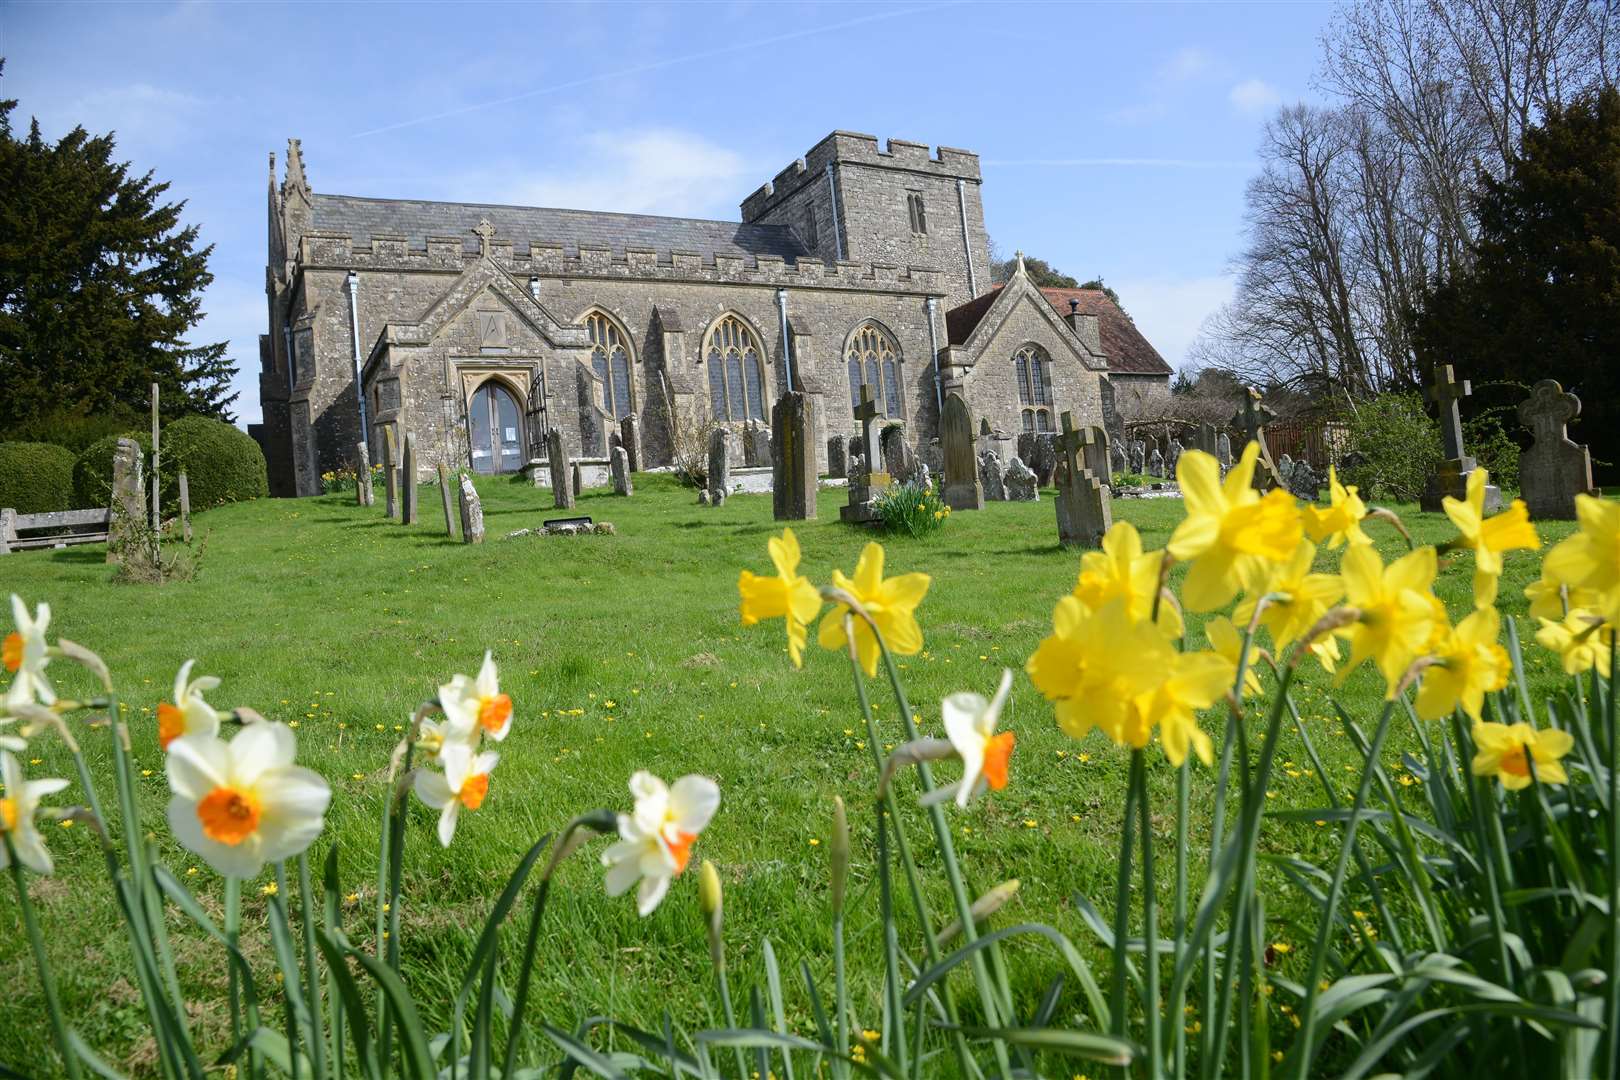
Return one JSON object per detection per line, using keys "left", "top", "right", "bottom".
{"left": 473, "top": 218, "right": 497, "bottom": 257}
{"left": 1014, "top": 250, "right": 1027, "bottom": 277}
{"left": 283, "top": 138, "right": 309, "bottom": 197}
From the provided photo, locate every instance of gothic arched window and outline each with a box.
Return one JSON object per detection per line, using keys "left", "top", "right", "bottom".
{"left": 1015, "top": 345, "right": 1053, "bottom": 431}
{"left": 846, "top": 323, "right": 902, "bottom": 417}
{"left": 705, "top": 314, "right": 766, "bottom": 422}
{"left": 585, "top": 311, "right": 634, "bottom": 421}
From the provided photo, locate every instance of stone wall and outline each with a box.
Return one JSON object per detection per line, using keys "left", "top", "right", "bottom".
{"left": 955, "top": 292, "right": 1107, "bottom": 437}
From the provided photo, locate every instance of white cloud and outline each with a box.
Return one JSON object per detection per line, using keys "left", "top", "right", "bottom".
{"left": 1110, "top": 274, "right": 1235, "bottom": 370}
{"left": 1159, "top": 47, "right": 1220, "bottom": 83}
{"left": 488, "top": 129, "right": 753, "bottom": 218}
{"left": 1103, "top": 102, "right": 1168, "bottom": 127}
{"left": 38, "top": 83, "right": 221, "bottom": 151}
{"left": 1229, "top": 78, "right": 1282, "bottom": 114}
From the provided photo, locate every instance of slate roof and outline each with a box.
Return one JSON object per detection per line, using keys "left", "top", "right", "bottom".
{"left": 944, "top": 284, "right": 1173, "bottom": 377}
{"left": 309, "top": 193, "right": 808, "bottom": 265}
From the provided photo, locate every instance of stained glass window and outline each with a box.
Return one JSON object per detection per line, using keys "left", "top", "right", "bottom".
{"left": 845, "top": 323, "right": 902, "bottom": 418}
{"left": 704, "top": 315, "right": 767, "bottom": 422}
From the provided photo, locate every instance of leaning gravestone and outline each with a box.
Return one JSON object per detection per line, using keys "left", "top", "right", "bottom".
{"left": 383, "top": 427, "right": 400, "bottom": 521}
{"left": 401, "top": 435, "right": 419, "bottom": 525}
{"left": 355, "top": 441, "right": 374, "bottom": 507}
{"left": 707, "top": 427, "right": 731, "bottom": 506}
{"left": 979, "top": 449, "right": 1007, "bottom": 501}
{"left": 620, "top": 415, "right": 642, "bottom": 473}
{"left": 1004, "top": 457, "right": 1039, "bottom": 501}
{"left": 610, "top": 446, "right": 634, "bottom": 497}
{"left": 457, "top": 474, "right": 484, "bottom": 544}
{"left": 1419, "top": 364, "right": 1501, "bottom": 513}
{"left": 1130, "top": 439, "right": 1146, "bottom": 474}
{"left": 108, "top": 437, "right": 145, "bottom": 564}
{"left": 772, "top": 391, "right": 817, "bottom": 521}
{"left": 1148, "top": 448, "right": 1165, "bottom": 479}
{"left": 546, "top": 428, "right": 574, "bottom": 510}
{"left": 437, "top": 465, "right": 459, "bottom": 539}
{"left": 1055, "top": 412, "right": 1111, "bottom": 547}
{"left": 940, "top": 393, "right": 983, "bottom": 511}
{"left": 1517, "top": 378, "right": 1595, "bottom": 520}
{"left": 827, "top": 435, "right": 847, "bottom": 479}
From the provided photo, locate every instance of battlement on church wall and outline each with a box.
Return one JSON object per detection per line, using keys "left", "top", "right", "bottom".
{"left": 740, "top": 132, "right": 981, "bottom": 222}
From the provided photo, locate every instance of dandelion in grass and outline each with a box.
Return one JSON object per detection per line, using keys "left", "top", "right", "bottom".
{"left": 1204, "top": 616, "right": 1262, "bottom": 697}
{"left": 165, "top": 723, "right": 331, "bottom": 878}
{"left": 1535, "top": 611, "right": 1612, "bottom": 677}
{"left": 1072, "top": 521, "right": 1181, "bottom": 638}
{"left": 1471, "top": 721, "right": 1574, "bottom": 790}
{"left": 1415, "top": 607, "right": 1510, "bottom": 722}
{"left": 1302, "top": 465, "right": 1370, "bottom": 549}
{"left": 4, "top": 595, "right": 55, "bottom": 712}
{"left": 939, "top": 669, "right": 1016, "bottom": 808}
{"left": 157, "top": 660, "right": 222, "bottom": 751}
{"left": 817, "top": 542, "right": 930, "bottom": 676}
{"left": 1336, "top": 544, "right": 1439, "bottom": 697}
{"left": 1026, "top": 597, "right": 1170, "bottom": 749}
{"left": 1168, "top": 444, "right": 1303, "bottom": 612}
{"left": 439, "top": 651, "right": 513, "bottom": 745}
{"left": 413, "top": 743, "right": 498, "bottom": 847}
{"left": 1443, "top": 468, "right": 1540, "bottom": 608}
{"left": 1133, "top": 649, "right": 1233, "bottom": 767}
{"left": 602, "top": 770, "right": 719, "bottom": 916}
{"left": 0, "top": 750, "right": 68, "bottom": 875}
{"left": 738, "top": 528, "right": 822, "bottom": 668}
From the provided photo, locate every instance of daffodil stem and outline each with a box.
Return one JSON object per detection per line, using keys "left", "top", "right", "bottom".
{"left": 832, "top": 913, "right": 849, "bottom": 1080}
{"left": 710, "top": 924, "right": 749, "bottom": 1080}
{"left": 1134, "top": 751, "right": 1163, "bottom": 1079}
{"left": 297, "top": 854, "right": 328, "bottom": 1080}
{"left": 1606, "top": 629, "right": 1619, "bottom": 1080}
{"left": 1171, "top": 758, "right": 1190, "bottom": 1080}
{"left": 874, "top": 806, "right": 909, "bottom": 1075}
{"left": 1109, "top": 762, "right": 1137, "bottom": 1045}
{"left": 8, "top": 836, "right": 83, "bottom": 1080}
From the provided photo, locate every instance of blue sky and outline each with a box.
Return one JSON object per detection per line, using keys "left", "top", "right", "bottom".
{"left": 5, "top": 0, "right": 1336, "bottom": 426}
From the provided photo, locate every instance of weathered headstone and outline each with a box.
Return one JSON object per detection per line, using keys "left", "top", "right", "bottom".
{"left": 610, "top": 446, "right": 634, "bottom": 496}
{"left": 707, "top": 427, "right": 731, "bottom": 506}
{"left": 355, "top": 442, "right": 374, "bottom": 506}
{"left": 1054, "top": 412, "right": 1111, "bottom": 547}
{"left": 383, "top": 427, "right": 400, "bottom": 520}
{"left": 1148, "top": 448, "right": 1165, "bottom": 478}
{"left": 1517, "top": 378, "right": 1595, "bottom": 520}
{"left": 939, "top": 393, "right": 983, "bottom": 511}
{"left": 457, "top": 474, "right": 484, "bottom": 544}
{"left": 826, "top": 435, "right": 848, "bottom": 479}
{"left": 401, "top": 435, "right": 419, "bottom": 525}
{"left": 1285, "top": 459, "right": 1320, "bottom": 501}
{"left": 1168, "top": 438, "right": 1183, "bottom": 473}
{"left": 1081, "top": 426, "right": 1111, "bottom": 488}
{"left": 772, "top": 391, "right": 817, "bottom": 521}
{"left": 620, "top": 415, "right": 642, "bottom": 473}
{"left": 1004, "top": 457, "right": 1039, "bottom": 501}
{"left": 546, "top": 428, "right": 574, "bottom": 509}
{"left": 882, "top": 425, "right": 920, "bottom": 484}
{"left": 437, "top": 464, "right": 458, "bottom": 539}
{"left": 1130, "top": 439, "right": 1146, "bottom": 474}
{"left": 841, "top": 387, "right": 892, "bottom": 523}
{"left": 1110, "top": 439, "right": 1127, "bottom": 477}
{"left": 1195, "top": 421, "right": 1218, "bottom": 456}
{"left": 741, "top": 422, "right": 763, "bottom": 468}
{"left": 1029, "top": 434, "right": 1058, "bottom": 487}
{"left": 1278, "top": 453, "right": 1294, "bottom": 482}
{"left": 1420, "top": 364, "right": 1502, "bottom": 513}
{"left": 980, "top": 417, "right": 993, "bottom": 439}
{"left": 108, "top": 437, "right": 145, "bottom": 563}
{"left": 572, "top": 459, "right": 586, "bottom": 496}
{"left": 979, "top": 449, "right": 1007, "bottom": 501}
{"left": 178, "top": 472, "right": 192, "bottom": 543}
{"left": 1231, "top": 386, "right": 1282, "bottom": 491}
{"left": 1216, "top": 431, "right": 1233, "bottom": 469}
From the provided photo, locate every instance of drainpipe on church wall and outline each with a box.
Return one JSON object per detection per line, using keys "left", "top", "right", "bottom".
{"left": 775, "top": 288, "right": 795, "bottom": 393}
{"left": 925, "top": 296, "right": 943, "bottom": 420}
{"left": 345, "top": 271, "right": 370, "bottom": 445}
{"left": 825, "top": 163, "right": 845, "bottom": 261}
{"left": 529, "top": 276, "right": 550, "bottom": 437}
{"left": 956, "top": 178, "right": 977, "bottom": 297}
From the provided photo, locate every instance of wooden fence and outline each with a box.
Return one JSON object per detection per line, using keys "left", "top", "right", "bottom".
{"left": 1263, "top": 420, "right": 1350, "bottom": 470}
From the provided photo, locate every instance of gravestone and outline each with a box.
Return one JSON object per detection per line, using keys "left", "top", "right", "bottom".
{"left": 1231, "top": 387, "right": 1283, "bottom": 491}
{"left": 610, "top": 446, "right": 634, "bottom": 497}
{"left": 1168, "top": 439, "right": 1183, "bottom": 474}
{"left": 178, "top": 472, "right": 192, "bottom": 543}
{"left": 848, "top": 451, "right": 864, "bottom": 478}
{"left": 1195, "top": 422, "right": 1218, "bottom": 456}
{"left": 980, "top": 417, "right": 993, "bottom": 439}
{"left": 1285, "top": 459, "right": 1320, "bottom": 501}
{"left": 355, "top": 442, "right": 374, "bottom": 507}
{"left": 1004, "top": 457, "right": 1039, "bottom": 501}
{"left": 108, "top": 437, "right": 145, "bottom": 564}
{"left": 1148, "top": 448, "right": 1165, "bottom": 478}
{"left": 1130, "top": 439, "right": 1146, "bottom": 474}
{"left": 1278, "top": 454, "right": 1294, "bottom": 481}
{"left": 1420, "top": 364, "right": 1502, "bottom": 513}
{"left": 706, "top": 427, "right": 731, "bottom": 506}
{"left": 742, "top": 422, "right": 763, "bottom": 468}
{"left": 1027, "top": 434, "right": 1057, "bottom": 486}
{"left": 1081, "top": 426, "right": 1111, "bottom": 488}
{"left": 881, "top": 425, "right": 916, "bottom": 483}
{"left": 572, "top": 460, "right": 585, "bottom": 496}
{"left": 1517, "top": 378, "right": 1595, "bottom": 520}
{"left": 457, "top": 474, "right": 484, "bottom": 544}
{"left": 939, "top": 393, "right": 983, "bottom": 511}
{"left": 437, "top": 465, "right": 459, "bottom": 539}
{"left": 826, "top": 435, "right": 848, "bottom": 479}
{"left": 1216, "top": 431, "right": 1233, "bottom": 469}
{"left": 401, "top": 435, "right": 419, "bottom": 525}
{"left": 979, "top": 449, "right": 1007, "bottom": 501}
{"left": 772, "top": 391, "right": 817, "bottom": 521}
{"left": 620, "top": 415, "right": 642, "bottom": 473}
{"left": 1054, "top": 412, "right": 1111, "bottom": 547}
{"left": 1110, "top": 439, "right": 1127, "bottom": 477}
{"left": 840, "top": 386, "right": 891, "bottom": 524}
{"left": 546, "top": 428, "right": 574, "bottom": 509}
{"left": 759, "top": 429, "right": 774, "bottom": 469}
{"left": 383, "top": 427, "right": 400, "bottom": 520}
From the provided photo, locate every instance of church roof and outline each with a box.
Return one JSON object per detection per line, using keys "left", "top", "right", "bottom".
{"left": 945, "top": 285, "right": 1173, "bottom": 377}
{"left": 309, "top": 193, "right": 808, "bottom": 265}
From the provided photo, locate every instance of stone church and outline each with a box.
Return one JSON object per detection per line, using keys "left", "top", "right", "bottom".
{"left": 254, "top": 131, "right": 1169, "bottom": 496}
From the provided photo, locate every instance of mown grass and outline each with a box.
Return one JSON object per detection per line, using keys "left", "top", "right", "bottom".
{"left": 0, "top": 472, "right": 1576, "bottom": 1075}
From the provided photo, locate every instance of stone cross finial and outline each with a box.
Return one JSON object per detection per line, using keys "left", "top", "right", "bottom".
{"left": 854, "top": 383, "right": 882, "bottom": 468}
{"left": 1231, "top": 386, "right": 1275, "bottom": 443}
{"left": 1055, "top": 411, "right": 1086, "bottom": 483}
{"left": 473, "top": 218, "right": 497, "bottom": 256}
{"left": 1427, "top": 363, "right": 1472, "bottom": 460}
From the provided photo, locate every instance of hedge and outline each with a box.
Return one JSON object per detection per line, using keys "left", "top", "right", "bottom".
{"left": 162, "top": 416, "right": 268, "bottom": 512}
{"left": 72, "top": 432, "right": 152, "bottom": 510}
{"left": 0, "top": 442, "right": 78, "bottom": 515}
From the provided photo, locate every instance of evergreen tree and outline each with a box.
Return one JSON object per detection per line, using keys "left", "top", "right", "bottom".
{"left": 0, "top": 78, "right": 236, "bottom": 429}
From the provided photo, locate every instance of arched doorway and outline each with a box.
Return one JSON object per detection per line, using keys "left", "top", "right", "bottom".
{"left": 468, "top": 380, "right": 524, "bottom": 474}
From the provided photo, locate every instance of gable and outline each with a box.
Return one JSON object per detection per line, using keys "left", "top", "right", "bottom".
{"left": 380, "top": 257, "right": 591, "bottom": 356}
{"left": 953, "top": 277, "right": 1107, "bottom": 373}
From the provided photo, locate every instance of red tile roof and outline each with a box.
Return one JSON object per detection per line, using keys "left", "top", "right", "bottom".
{"left": 944, "top": 284, "right": 1173, "bottom": 377}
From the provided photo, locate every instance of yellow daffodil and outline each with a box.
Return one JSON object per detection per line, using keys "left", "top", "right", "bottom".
{"left": 1136, "top": 650, "right": 1234, "bottom": 767}
{"left": 1443, "top": 468, "right": 1540, "bottom": 608}
{"left": 1073, "top": 521, "right": 1182, "bottom": 638}
{"left": 739, "top": 528, "right": 823, "bottom": 668}
{"left": 1545, "top": 495, "right": 1620, "bottom": 624}
{"left": 1301, "top": 466, "right": 1370, "bottom": 549}
{"left": 4, "top": 595, "right": 55, "bottom": 713}
{"left": 1168, "top": 444, "right": 1303, "bottom": 612}
{"left": 439, "top": 652, "right": 513, "bottom": 744}
{"left": 413, "top": 744, "right": 499, "bottom": 847}
{"left": 0, "top": 750, "right": 68, "bottom": 875}
{"left": 818, "top": 543, "right": 930, "bottom": 676}
{"left": 1027, "top": 598, "right": 1173, "bottom": 748}
{"left": 1471, "top": 721, "right": 1574, "bottom": 790}
{"left": 165, "top": 723, "right": 331, "bottom": 878}
{"left": 1523, "top": 568, "right": 1601, "bottom": 622}
{"left": 1415, "top": 607, "right": 1510, "bottom": 722}
{"left": 158, "top": 660, "right": 222, "bottom": 751}
{"left": 1204, "top": 615, "right": 1261, "bottom": 698}
{"left": 1535, "top": 611, "right": 1612, "bottom": 676}
{"left": 601, "top": 770, "right": 720, "bottom": 916}
{"left": 1337, "top": 545, "right": 1439, "bottom": 697}
{"left": 941, "top": 669, "right": 1016, "bottom": 807}
{"left": 1236, "top": 539, "right": 1344, "bottom": 652}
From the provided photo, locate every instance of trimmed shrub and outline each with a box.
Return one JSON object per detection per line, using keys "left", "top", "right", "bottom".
{"left": 1340, "top": 392, "right": 1443, "bottom": 503}
{"left": 8, "top": 404, "right": 146, "bottom": 454}
{"left": 72, "top": 432, "right": 151, "bottom": 510}
{"left": 0, "top": 441, "right": 78, "bottom": 514}
{"left": 163, "top": 416, "right": 268, "bottom": 512}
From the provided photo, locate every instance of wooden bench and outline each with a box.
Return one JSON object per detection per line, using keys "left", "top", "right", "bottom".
{"left": 0, "top": 507, "right": 112, "bottom": 553}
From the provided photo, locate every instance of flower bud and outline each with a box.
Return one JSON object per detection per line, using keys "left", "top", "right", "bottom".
{"left": 698, "top": 858, "right": 723, "bottom": 924}
{"left": 933, "top": 878, "right": 1021, "bottom": 950}
{"left": 830, "top": 795, "right": 849, "bottom": 917}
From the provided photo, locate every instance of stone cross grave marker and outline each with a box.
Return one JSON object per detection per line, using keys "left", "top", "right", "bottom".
{"left": 1054, "top": 412, "right": 1110, "bottom": 547}
{"left": 855, "top": 384, "right": 884, "bottom": 480}
{"left": 401, "top": 435, "right": 419, "bottom": 525}
{"left": 1517, "top": 378, "right": 1595, "bottom": 520}
{"left": 841, "top": 385, "right": 892, "bottom": 524}
{"left": 545, "top": 428, "right": 574, "bottom": 509}
{"left": 611, "top": 445, "right": 634, "bottom": 496}
{"left": 1231, "top": 386, "right": 1282, "bottom": 491}
{"left": 437, "top": 465, "right": 459, "bottom": 539}
{"left": 772, "top": 391, "right": 817, "bottom": 521}
{"left": 457, "top": 473, "right": 484, "bottom": 544}
{"left": 383, "top": 427, "right": 400, "bottom": 520}
{"left": 1429, "top": 363, "right": 1471, "bottom": 462}
{"left": 940, "top": 392, "right": 983, "bottom": 510}
{"left": 355, "top": 441, "right": 374, "bottom": 506}
{"left": 1420, "top": 363, "right": 1501, "bottom": 512}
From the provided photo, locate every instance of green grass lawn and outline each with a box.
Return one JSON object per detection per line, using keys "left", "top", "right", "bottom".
{"left": 0, "top": 472, "right": 1577, "bottom": 1075}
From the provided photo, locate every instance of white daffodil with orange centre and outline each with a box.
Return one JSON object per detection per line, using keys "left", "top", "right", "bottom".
{"left": 165, "top": 723, "right": 332, "bottom": 879}
{"left": 4, "top": 595, "right": 55, "bottom": 713}
{"left": 0, "top": 750, "right": 69, "bottom": 875}
{"left": 413, "top": 744, "right": 498, "bottom": 847}
{"left": 602, "top": 771, "right": 720, "bottom": 916}
{"left": 439, "top": 652, "right": 513, "bottom": 745}
{"left": 157, "top": 660, "right": 222, "bottom": 751}
{"left": 940, "top": 669, "right": 1016, "bottom": 808}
